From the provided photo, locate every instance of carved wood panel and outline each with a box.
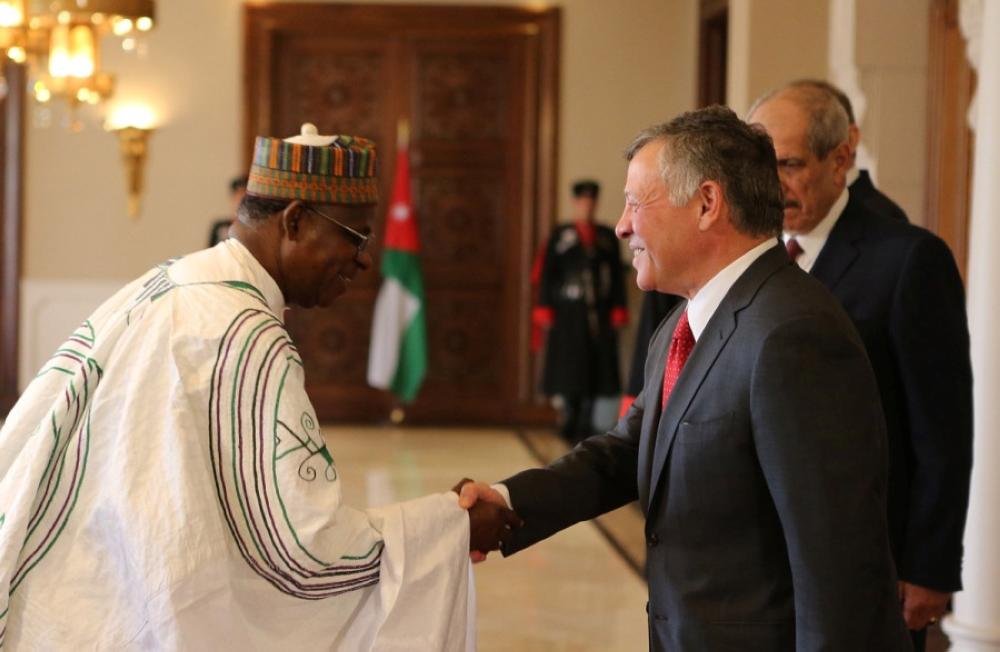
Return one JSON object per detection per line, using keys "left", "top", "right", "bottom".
{"left": 423, "top": 292, "right": 503, "bottom": 392}
{"left": 277, "top": 40, "right": 385, "bottom": 144}
{"left": 416, "top": 174, "right": 504, "bottom": 276}
{"left": 287, "top": 293, "right": 376, "bottom": 386}
{"left": 245, "top": 4, "right": 559, "bottom": 424}
{"left": 418, "top": 55, "right": 509, "bottom": 140}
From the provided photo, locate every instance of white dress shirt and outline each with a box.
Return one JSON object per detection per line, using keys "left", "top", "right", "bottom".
{"left": 782, "top": 187, "right": 849, "bottom": 272}
{"left": 686, "top": 238, "right": 778, "bottom": 340}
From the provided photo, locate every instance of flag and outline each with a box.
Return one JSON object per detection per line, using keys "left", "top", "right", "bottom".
{"left": 367, "top": 121, "right": 428, "bottom": 402}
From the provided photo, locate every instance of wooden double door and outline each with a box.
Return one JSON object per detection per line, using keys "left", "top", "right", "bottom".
{"left": 245, "top": 4, "right": 559, "bottom": 424}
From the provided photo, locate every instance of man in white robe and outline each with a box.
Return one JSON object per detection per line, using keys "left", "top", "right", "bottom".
{"left": 0, "top": 125, "right": 517, "bottom": 650}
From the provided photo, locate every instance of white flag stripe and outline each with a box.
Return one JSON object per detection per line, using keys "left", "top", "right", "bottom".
{"left": 367, "top": 277, "right": 420, "bottom": 389}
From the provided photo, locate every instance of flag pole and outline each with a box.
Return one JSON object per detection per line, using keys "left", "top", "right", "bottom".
{"left": 397, "top": 118, "right": 409, "bottom": 150}
{"left": 389, "top": 116, "right": 409, "bottom": 428}
{"left": 368, "top": 113, "right": 427, "bottom": 420}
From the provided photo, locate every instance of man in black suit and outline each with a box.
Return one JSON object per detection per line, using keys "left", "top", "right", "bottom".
{"left": 459, "top": 106, "right": 910, "bottom": 651}
{"left": 787, "top": 79, "right": 908, "bottom": 223}
{"left": 749, "top": 84, "right": 973, "bottom": 651}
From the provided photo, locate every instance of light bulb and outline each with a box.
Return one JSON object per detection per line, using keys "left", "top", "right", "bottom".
{"left": 112, "top": 17, "right": 132, "bottom": 36}
{"left": 0, "top": 1, "right": 24, "bottom": 28}
{"left": 48, "top": 24, "right": 71, "bottom": 78}
{"left": 69, "top": 25, "right": 96, "bottom": 78}
{"left": 108, "top": 104, "right": 156, "bottom": 130}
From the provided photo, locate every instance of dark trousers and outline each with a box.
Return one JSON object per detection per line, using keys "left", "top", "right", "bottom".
{"left": 560, "top": 394, "right": 595, "bottom": 443}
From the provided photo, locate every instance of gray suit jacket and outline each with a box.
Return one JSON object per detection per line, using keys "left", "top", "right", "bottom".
{"left": 504, "top": 244, "right": 911, "bottom": 651}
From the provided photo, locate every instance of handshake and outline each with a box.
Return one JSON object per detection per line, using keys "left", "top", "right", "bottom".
{"left": 452, "top": 479, "right": 523, "bottom": 559}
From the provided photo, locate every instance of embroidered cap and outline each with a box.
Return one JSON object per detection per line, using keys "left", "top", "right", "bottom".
{"left": 246, "top": 123, "right": 378, "bottom": 205}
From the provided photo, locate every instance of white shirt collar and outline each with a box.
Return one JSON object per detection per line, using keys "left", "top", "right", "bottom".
{"left": 687, "top": 239, "right": 778, "bottom": 340}
{"left": 782, "top": 186, "right": 849, "bottom": 272}
{"left": 222, "top": 238, "right": 287, "bottom": 317}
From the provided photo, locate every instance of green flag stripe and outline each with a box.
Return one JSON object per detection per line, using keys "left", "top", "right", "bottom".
{"left": 380, "top": 250, "right": 425, "bottom": 298}
{"left": 389, "top": 307, "right": 427, "bottom": 402}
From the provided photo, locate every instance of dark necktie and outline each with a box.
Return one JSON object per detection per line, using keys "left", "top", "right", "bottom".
{"left": 661, "top": 311, "right": 695, "bottom": 410}
{"left": 786, "top": 238, "right": 804, "bottom": 261}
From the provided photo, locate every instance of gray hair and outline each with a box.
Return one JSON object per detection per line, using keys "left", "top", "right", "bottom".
{"left": 748, "top": 84, "right": 850, "bottom": 159}
{"left": 625, "top": 105, "right": 784, "bottom": 238}
{"left": 786, "top": 78, "right": 855, "bottom": 124}
{"left": 237, "top": 195, "right": 290, "bottom": 223}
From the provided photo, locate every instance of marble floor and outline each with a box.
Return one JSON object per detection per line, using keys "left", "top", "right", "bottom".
{"left": 322, "top": 425, "right": 649, "bottom": 651}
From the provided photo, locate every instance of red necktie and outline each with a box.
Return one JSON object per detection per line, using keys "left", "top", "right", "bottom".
{"left": 661, "top": 311, "right": 695, "bottom": 410}
{"left": 786, "top": 238, "right": 804, "bottom": 261}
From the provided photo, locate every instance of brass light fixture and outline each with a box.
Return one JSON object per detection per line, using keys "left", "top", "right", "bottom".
{"left": 0, "top": 0, "right": 28, "bottom": 64}
{"left": 0, "top": 0, "right": 155, "bottom": 107}
{"left": 106, "top": 104, "right": 155, "bottom": 218}
{"left": 115, "top": 125, "right": 151, "bottom": 218}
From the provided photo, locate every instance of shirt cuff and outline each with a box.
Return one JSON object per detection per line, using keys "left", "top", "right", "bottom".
{"left": 491, "top": 483, "right": 513, "bottom": 510}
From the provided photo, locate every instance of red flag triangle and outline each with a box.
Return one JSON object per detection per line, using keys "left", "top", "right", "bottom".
{"left": 383, "top": 125, "right": 420, "bottom": 254}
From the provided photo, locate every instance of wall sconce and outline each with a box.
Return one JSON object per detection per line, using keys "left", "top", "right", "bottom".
{"left": 105, "top": 104, "right": 155, "bottom": 218}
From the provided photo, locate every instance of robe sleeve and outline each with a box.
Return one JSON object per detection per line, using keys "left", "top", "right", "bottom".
{"left": 204, "top": 306, "right": 474, "bottom": 649}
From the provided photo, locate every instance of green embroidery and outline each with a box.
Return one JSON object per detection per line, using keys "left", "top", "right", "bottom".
{"left": 222, "top": 280, "right": 267, "bottom": 304}
{"left": 340, "top": 541, "right": 382, "bottom": 561}
{"left": 208, "top": 309, "right": 382, "bottom": 600}
{"left": 271, "top": 360, "right": 339, "bottom": 568}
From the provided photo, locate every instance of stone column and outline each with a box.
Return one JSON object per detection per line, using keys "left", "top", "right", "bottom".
{"left": 943, "top": 1, "right": 1000, "bottom": 650}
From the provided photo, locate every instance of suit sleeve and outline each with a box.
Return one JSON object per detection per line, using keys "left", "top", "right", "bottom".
{"left": 889, "top": 235, "right": 973, "bottom": 591}
{"left": 751, "top": 314, "right": 900, "bottom": 650}
{"left": 502, "top": 389, "right": 645, "bottom": 554}
{"left": 501, "top": 310, "right": 680, "bottom": 554}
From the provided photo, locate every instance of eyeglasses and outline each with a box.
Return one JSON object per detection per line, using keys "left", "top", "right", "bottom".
{"left": 304, "top": 204, "right": 373, "bottom": 256}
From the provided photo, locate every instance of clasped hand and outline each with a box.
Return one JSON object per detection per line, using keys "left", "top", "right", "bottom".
{"left": 452, "top": 478, "right": 522, "bottom": 558}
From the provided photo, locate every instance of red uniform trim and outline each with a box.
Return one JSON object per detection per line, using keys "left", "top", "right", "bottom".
{"left": 610, "top": 306, "right": 628, "bottom": 328}
{"left": 618, "top": 395, "right": 636, "bottom": 417}
{"left": 532, "top": 306, "right": 555, "bottom": 327}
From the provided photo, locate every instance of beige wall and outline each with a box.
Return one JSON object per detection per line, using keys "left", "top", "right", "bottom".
{"left": 26, "top": 0, "right": 243, "bottom": 281}
{"left": 853, "top": 0, "right": 930, "bottom": 226}
{"left": 727, "top": 0, "right": 830, "bottom": 117}
{"left": 23, "top": 0, "right": 698, "bottom": 281}
{"left": 727, "top": 0, "right": 928, "bottom": 225}
{"left": 557, "top": 0, "right": 697, "bottom": 222}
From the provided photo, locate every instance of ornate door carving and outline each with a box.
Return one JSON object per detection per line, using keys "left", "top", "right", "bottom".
{"left": 245, "top": 4, "right": 559, "bottom": 423}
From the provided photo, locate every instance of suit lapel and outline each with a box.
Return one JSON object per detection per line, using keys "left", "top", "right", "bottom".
{"left": 810, "top": 196, "right": 866, "bottom": 290}
{"left": 644, "top": 245, "right": 791, "bottom": 516}
{"left": 636, "top": 305, "right": 679, "bottom": 511}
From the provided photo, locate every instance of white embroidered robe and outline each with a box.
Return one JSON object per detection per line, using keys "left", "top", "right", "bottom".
{"left": 0, "top": 240, "right": 474, "bottom": 650}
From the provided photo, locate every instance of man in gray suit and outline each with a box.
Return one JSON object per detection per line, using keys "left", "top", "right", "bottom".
{"left": 459, "top": 106, "right": 910, "bottom": 651}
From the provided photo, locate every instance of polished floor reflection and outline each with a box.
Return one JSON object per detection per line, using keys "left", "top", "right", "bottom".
{"left": 322, "top": 425, "right": 649, "bottom": 651}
